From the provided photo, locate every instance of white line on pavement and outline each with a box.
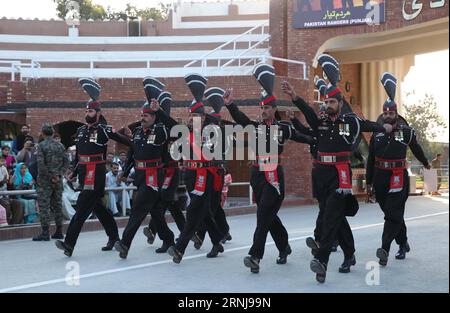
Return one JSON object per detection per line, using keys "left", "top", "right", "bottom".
{"left": 0, "top": 211, "right": 448, "bottom": 293}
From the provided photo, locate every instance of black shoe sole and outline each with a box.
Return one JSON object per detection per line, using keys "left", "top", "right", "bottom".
{"left": 395, "top": 254, "right": 406, "bottom": 260}
{"left": 114, "top": 242, "right": 128, "bottom": 259}
{"left": 316, "top": 274, "right": 326, "bottom": 284}
{"left": 306, "top": 238, "right": 319, "bottom": 256}
{"left": 143, "top": 227, "right": 155, "bottom": 245}
{"left": 51, "top": 236, "right": 64, "bottom": 240}
{"left": 339, "top": 257, "right": 356, "bottom": 273}
{"left": 168, "top": 247, "right": 182, "bottom": 264}
{"left": 55, "top": 241, "right": 72, "bottom": 257}
{"left": 376, "top": 248, "right": 389, "bottom": 266}
{"left": 310, "top": 260, "right": 326, "bottom": 275}
{"left": 244, "top": 257, "right": 260, "bottom": 274}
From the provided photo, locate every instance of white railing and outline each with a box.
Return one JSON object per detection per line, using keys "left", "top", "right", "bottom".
{"left": 184, "top": 21, "right": 269, "bottom": 69}
{"left": 0, "top": 182, "right": 254, "bottom": 222}
{"left": 0, "top": 60, "right": 40, "bottom": 81}
{"left": 0, "top": 22, "right": 309, "bottom": 81}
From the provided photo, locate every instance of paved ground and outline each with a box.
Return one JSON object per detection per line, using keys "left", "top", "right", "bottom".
{"left": 0, "top": 194, "right": 448, "bottom": 293}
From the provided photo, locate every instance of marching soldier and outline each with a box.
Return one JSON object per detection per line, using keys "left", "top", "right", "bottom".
{"left": 282, "top": 54, "right": 391, "bottom": 283}
{"left": 33, "top": 123, "right": 69, "bottom": 241}
{"left": 225, "top": 63, "right": 314, "bottom": 274}
{"left": 114, "top": 78, "right": 177, "bottom": 259}
{"left": 55, "top": 79, "right": 130, "bottom": 257}
{"left": 167, "top": 74, "right": 226, "bottom": 263}
{"left": 367, "top": 72, "right": 430, "bottom": 266}
{"left": 194, "top": 88, "right": 233, "bottom": 249}
{"left": 143, "top": 90, "right": 188, "bottom": 253}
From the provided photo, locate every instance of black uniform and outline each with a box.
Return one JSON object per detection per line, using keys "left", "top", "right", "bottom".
{"left": 64, "top": 119, "right": 130, "bottom": 251}
{"left": 196, "top": 116, "right": 232, "bottom": 245}
{"left": 118, "top": 110, "right": 177, "bottom": 254}
{"left": 168, "top": 118, "right": 226, "bottom": 262}
{"left": 367, "top": 125, "right": 429, "bottom": 253}
{"left": 227, "top": 102, "right": 314, "bottom": 261}
{"left": 293, "top": 96, "right": 385, "bottom": 265}
{"left": 148, "top": 143, "right": 186, "bottom": 238}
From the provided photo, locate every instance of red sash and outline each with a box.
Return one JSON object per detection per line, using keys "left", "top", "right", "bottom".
{"left": 135, "top": 159, "right": 162, "bottom": 191}
{"left": 335, "top": 163, "right": 352, "bottom": 194}
{"left": 192, "top": 168, "right": 208, "bottom": 196}
{"left": 375, "top": 158, "right": 407, "bottom": 193}
{"left": 162, "top": 168, "right": 176, "bottom": 190}
{"left": 315, "top": 152, "right": 353, "bottom": 194}
{"left": 79, "top": 154, "right": 105, "bottom": 191}
{"left": 263, "top": 165, "right": 281, "bottom": 195}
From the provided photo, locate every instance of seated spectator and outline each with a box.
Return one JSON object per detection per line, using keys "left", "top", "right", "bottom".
{"left": 11, "top": 163, "right": 37, "bottom": 224}
{"left": 118, "top": 151, "right": 127, "bottom": 171}
{"left": 0, "top": 155, "right": 9, "bottom": 192}
{"left": 106, "top": 152, "right": 115, "bottom": 173}
{"left": 0, "top": 198, "right": 24, "bottom": 225}
{"left": 0, "top": 202, "right": 7, "bottom": 227}
{"left": 62, "top": 176, "right": 80, "bottom": 220}
{"left": 1, "top": 146, "right": 16, "bottom": 172}
{"left": 106, "top": 162, "right": 131, "bottom": 217}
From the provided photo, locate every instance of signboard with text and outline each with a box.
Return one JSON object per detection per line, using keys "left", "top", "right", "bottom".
{"left": 293, "top": 0, "right": 385, "bottom": 29}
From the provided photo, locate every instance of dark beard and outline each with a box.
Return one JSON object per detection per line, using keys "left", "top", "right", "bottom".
{"left": 326, "top": 108, "right": 338, "bottom": 116}
{"left": 384, "top": 117, "right": 397, "bottom": 125}
{"left": 85, "top": 115, "right": 97, "bottom": 124}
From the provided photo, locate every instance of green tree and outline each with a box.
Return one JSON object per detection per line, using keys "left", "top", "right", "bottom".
{"left": 107, "top": 3, "right": 170, "bottom": 21}
{"left": 54, "top": 0, "right": 169, "bottom": 21}
{"left": 54, "top": 0, "right": 107, "bottom": 20}
{"left": 403, "top": 93, "right": 448, "bottom": 160}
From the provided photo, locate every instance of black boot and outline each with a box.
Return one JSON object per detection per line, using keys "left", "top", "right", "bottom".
{"left": 244, "top": 256, "right": 260, "bottom": 274}
{"left": 33, "top": 226, "right": 50, "bottom": 242}
{"left": 55, "top": 240, "right": 73, "bottom": 257}
{"left": 51, "top": 225, "right": 64, "bottom": 240}
{"left": 102, "top": 238, "right": 118, "bottom": 251}
{"left": 339, "top": 255, "right": 356, "bottom": 273}
{"left": 220, "top": 233, "right": 232, "bottom": 244}
{"left": 114, "top": 241, "right": 129, "bottom": 259}
{"left": 156, "top": 242, "right": 174, "bottom": 254}
{"left": 310, "top": 259, "right": 327, "bottom": 284}
{"left": 395, "top": 242, "right": 411, "bottom": 260}
{"left": 168, "top": 246, "right": 183, "bottom": 264}
{"left": 143, "top": 227, "right": 155, "bottom": 245}
{"left": 376, "top": 248, "right": 389, "bottom": 266}
{"left": 192, "top": 233, "right": 203, "bottom": 250}
{"left": 306, "top": 237, "right": 319, "bottom": 257}
{"left": 277, "top": 244, "right": 292, "bottom": 265}
{"left": 206, "top": 244, "right": 224, "bottom": 258}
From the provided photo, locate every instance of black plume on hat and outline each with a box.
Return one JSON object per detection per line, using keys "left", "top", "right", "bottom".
{"left": 143, "top": 77, "right": 165, "bottom": 103}
{"left": 185, "top": 73, "right": 208, "bottom": 103}
{"left": 253, "top": 63, "right": 275, "bottom": 96}
{"left": 314, "top": 76, "right": 328, "bottom": 99}
{"left": 317, "top": 54, "right": 341, "bottom": 86}
{"left": 157, "top": 91, "right": 172, "bottom": 116}
{"left": 79, "top": 78, "right": 101, "bottom": 101}
{"left": 381, "top": 72, "right": 397, "bottom": 102}
{"left": 205, "top": 87, "right": 225, "bottom": 117}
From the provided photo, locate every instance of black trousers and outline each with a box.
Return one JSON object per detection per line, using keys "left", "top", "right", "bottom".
{"left": 197, "top": 189, "right": 230, "bottom": 242}
{"left": 148, "top": 169, "right": 186, "bottom": 235}
{"left": 313, "top": 166, "right": 355, "bottom": 265}
{"left": 175, "top": 170, "right": 222, "bottom": 254}
{"left": 65, "top": 189, "right": 119, "bottom": 248}
{"left": 121, "top": 182, "right": 175, "bottom": 249}
{"left": 248, "top": 166, "right": 289, "bottom": 260}
{"left": 374, "top": 170, "right": 410, "bottom": 252}
{"left": 149, "top": 198, "right": 186, "bottom": 235}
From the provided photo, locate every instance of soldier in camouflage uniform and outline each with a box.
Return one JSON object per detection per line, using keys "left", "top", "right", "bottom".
{"left": 33, "top": 124, "right": 69, "bottom": 242}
